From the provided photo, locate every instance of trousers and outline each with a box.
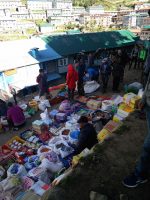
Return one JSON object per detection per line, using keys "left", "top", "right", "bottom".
{"left": 135, "top": 106, "right": 150, "bottom": 178}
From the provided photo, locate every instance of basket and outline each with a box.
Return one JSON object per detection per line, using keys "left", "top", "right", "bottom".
{"left": 6, "top": 136, "right": 25, "bottom": 150}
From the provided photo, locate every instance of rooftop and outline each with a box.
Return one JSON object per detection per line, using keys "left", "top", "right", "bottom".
{"left": 0, "top": 37, "right": 61, "bottom": 72}
{"left": 42, "top": 30, "right": 139, "bottom": 56}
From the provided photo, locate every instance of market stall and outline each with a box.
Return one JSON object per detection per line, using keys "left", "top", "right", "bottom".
{"left": 0, "top": 82, "right": 144, "bottom": 200}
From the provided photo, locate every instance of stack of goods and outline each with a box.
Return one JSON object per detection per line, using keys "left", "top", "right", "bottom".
{"left": 74, "top": 96, "right": 89, "bottom": 104}
{"left": 59, "top": 100, "right": 72, "bottom": 115}
{"left": 0, "top": 145, "right": 16, "bottom": 169}
{"left": 123, "top": 93, "right": 141, "bottom": 109}
{"left": 97, "top": 120, "right": 122, "bottom": 142}
{"left": 32, "top": 120, "right": 48, "bottom": 134}
{"left": 86, "top": 99, "right": 102, "bottom": 110}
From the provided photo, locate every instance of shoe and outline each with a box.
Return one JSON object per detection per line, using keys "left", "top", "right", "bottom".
{"left": 122, "top": 173, "right": 148, "bottom": 188}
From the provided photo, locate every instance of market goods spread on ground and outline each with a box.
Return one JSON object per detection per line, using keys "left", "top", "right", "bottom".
{"left": 0, "top": 83, "right": 144, "bottom": 200}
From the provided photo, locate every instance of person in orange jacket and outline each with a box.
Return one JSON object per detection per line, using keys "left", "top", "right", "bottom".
{"left": 66, "top": 64, "right": 78, "bottom": 101}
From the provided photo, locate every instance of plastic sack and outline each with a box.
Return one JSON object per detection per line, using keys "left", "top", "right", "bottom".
{"left": 54, "top": 141, "right": 74, "bottom": 158}
{"left": 138, "top": 89, "right": 144, "bottom": 98}
{"left": 34, "top": 96, "right": 40, "bottom": 102}
{"left": 128, "top": 82, "right": 143, "bottom": 91}
{"left": 37, "top": 145, "right": 52, "bottom": 156}
{"left": 0, "top": 166, "right": 5, "bottom": 181}
{"left": 69, "top": 130, "right": 80, "bottom": 145}
{"left": 21, "top": 176, "right": 34, "bottom": 190}
{"left": 48, "top": 137, "right": 62, "bottom": 148}
{"left": 7, "top": 164, "right": 27, "bottom": 177}
{"left": 39, "top": 158, "right": 63, "bottom": 173}
{"left": 84, "top": 81, "right": 100, "bottom": 94}
{"left": 101, "top": 100, "right": 113, "bottom": 111}
{"left": 28, "top": 167, "right": 44, "bottom": 180}
{"left": 38, "top": 102, "right": 46, "bottom": 111}
{"left": 59, "top": 100, "right": 71, "bottom": 112}
{"left": 0, "top": 175, "right": 21, "bottom": 192}
{"left": 30, "top": 180, "right": 50, "bottom": 196}
{"left": 42, "top": 100, "right": 51, "bottom": 108}
{"left": 40, "top": 109, "right": 52, "bottom": 125}
{"left": 39, "top": 170, "right": 53, "bottom": 185}
{"left": 111, "top": 95, "right": 123, "bottom": 105}
{"left": 19, "top": 104, "right": 27, "bottom": 111}
{"left": 49, "top": 109, "right": 59, "bottom": 119}
{"left": 56, "top": 113, "right": 67, "bottom": 122}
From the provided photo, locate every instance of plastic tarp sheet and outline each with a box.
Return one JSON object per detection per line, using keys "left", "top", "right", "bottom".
{"left": 4, "top": 64, "right": 40, "bottom": 91}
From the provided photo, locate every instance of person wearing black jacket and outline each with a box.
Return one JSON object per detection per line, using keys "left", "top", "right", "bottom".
{"left": 75, "top": 116, "right": 98, "bottom": 154}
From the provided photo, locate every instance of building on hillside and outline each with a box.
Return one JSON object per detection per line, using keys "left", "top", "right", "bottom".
{"left": 90, "top": 14, "right": 113, "bottom": 27}
{"left": 42, "top": 30, "right": 139, "bottom": 73}
{"left": 80, "top": 13, "right": 90, "bottom": 24}
{"left": 29, "top": 10, "right": 47, "bottom": 19}
{"left": 0, "top": 17, "right": 17, "bottom": 30}
{"left": 11, "top": 12, "right": 30, "bottom": 19}
{"left": 72, "top": 7, "right": 86, "bottom": 15}
{"left": 123, "top": 14, "right": 137, "bottom": 28}
{"left": 112, "top": 10, "right": 134, "bottom": 27}
{"left": 39, "top": 23, "right": 55, "bottom": 33}
{"left": 135, "top": 3, "right": 150, "bottom": 11}
{"left": 49, "top": 15, "right": 74, "bottom": 26}
{"left": 17, "top": 5, "right": 28, "bottom": 12}
{"left": 61, "top": 9, "right": 72, "bottom": 16}
{"left": 0, "top": 8, "right": 10, "bottom": 17}
{"left": 0, "top": 17, "right": 36, "bottom": 31}
{"left": 0, "top": 37, "right": 61, "bottom": 97}
{"left": 46, "top": 8, "right": 62, "bottom": 17}
{"left": 86, "top": 5, "right": 104, "bottom": 15}
{"left": 0, "top": 0, "right": 22, "bottom": 9}
{"left": 136, "top": 13, "right": 149, "bottom": 27}
{"left": 140, "top": 26, "right": 150, "bottom": 40}
{"left": 54, "top": 0, "right": 72, "bottom": 10}
{"left": 27, "top": 0, "right": 52, "bottom": 10}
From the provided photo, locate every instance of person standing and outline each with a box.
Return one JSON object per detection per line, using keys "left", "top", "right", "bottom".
{"left": 112, "top": 54, "right": 124, "bottom": 92}
{"left": 66, "top": 64, "right": 78, "bottom": 101}
{"left": 137, "top": 45, "right": 147, "bottom": 70}
{"left": 77, "top": 59, "right": 86, "bottom": 96}
{"left": 128, "top": 45, "right": 139, "bottom": 70}
{"left": 36, "top": 69, "right": 48, "bottom": 97}
{"left": 122, "top": 73, "right": 150, "bottom": 188}
{"left": 100, "top": 58, "right": 111, "bottom": 93}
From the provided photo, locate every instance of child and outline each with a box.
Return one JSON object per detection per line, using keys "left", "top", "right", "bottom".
{"left": 66, "top": 64, "right": 78, "bottom": 101}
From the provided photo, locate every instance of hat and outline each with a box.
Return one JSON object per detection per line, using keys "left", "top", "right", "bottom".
{"left": 77, "top": 116, "right": 88, "bottom": 123}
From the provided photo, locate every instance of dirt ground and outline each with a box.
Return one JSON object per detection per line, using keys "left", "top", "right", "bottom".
{"left": 1, "top": 67, "right": 148, "bottom": 200}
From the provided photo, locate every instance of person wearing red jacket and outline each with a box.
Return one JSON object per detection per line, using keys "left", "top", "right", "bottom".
{"left": 66, "top": 64, "right": 78, "bottom": 101}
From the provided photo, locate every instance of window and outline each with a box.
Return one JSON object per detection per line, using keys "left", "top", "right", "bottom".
{"left": 58, "top": 58, "right": 68, "bottom": 66}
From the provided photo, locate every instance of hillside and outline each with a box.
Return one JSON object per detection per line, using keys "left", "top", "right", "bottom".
{"left": 73, "top": 0, "right": 138, "bottom": 10}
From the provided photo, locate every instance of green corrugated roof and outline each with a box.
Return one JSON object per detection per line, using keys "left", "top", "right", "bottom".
{"left": 143, "top": 25, "right": 150, "bottom": 29}
{"left": 66, "top": 29, "right": 81, "bottom": 34}
{"left": 42, "top": 30, "right": 139, "bottom": 56}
